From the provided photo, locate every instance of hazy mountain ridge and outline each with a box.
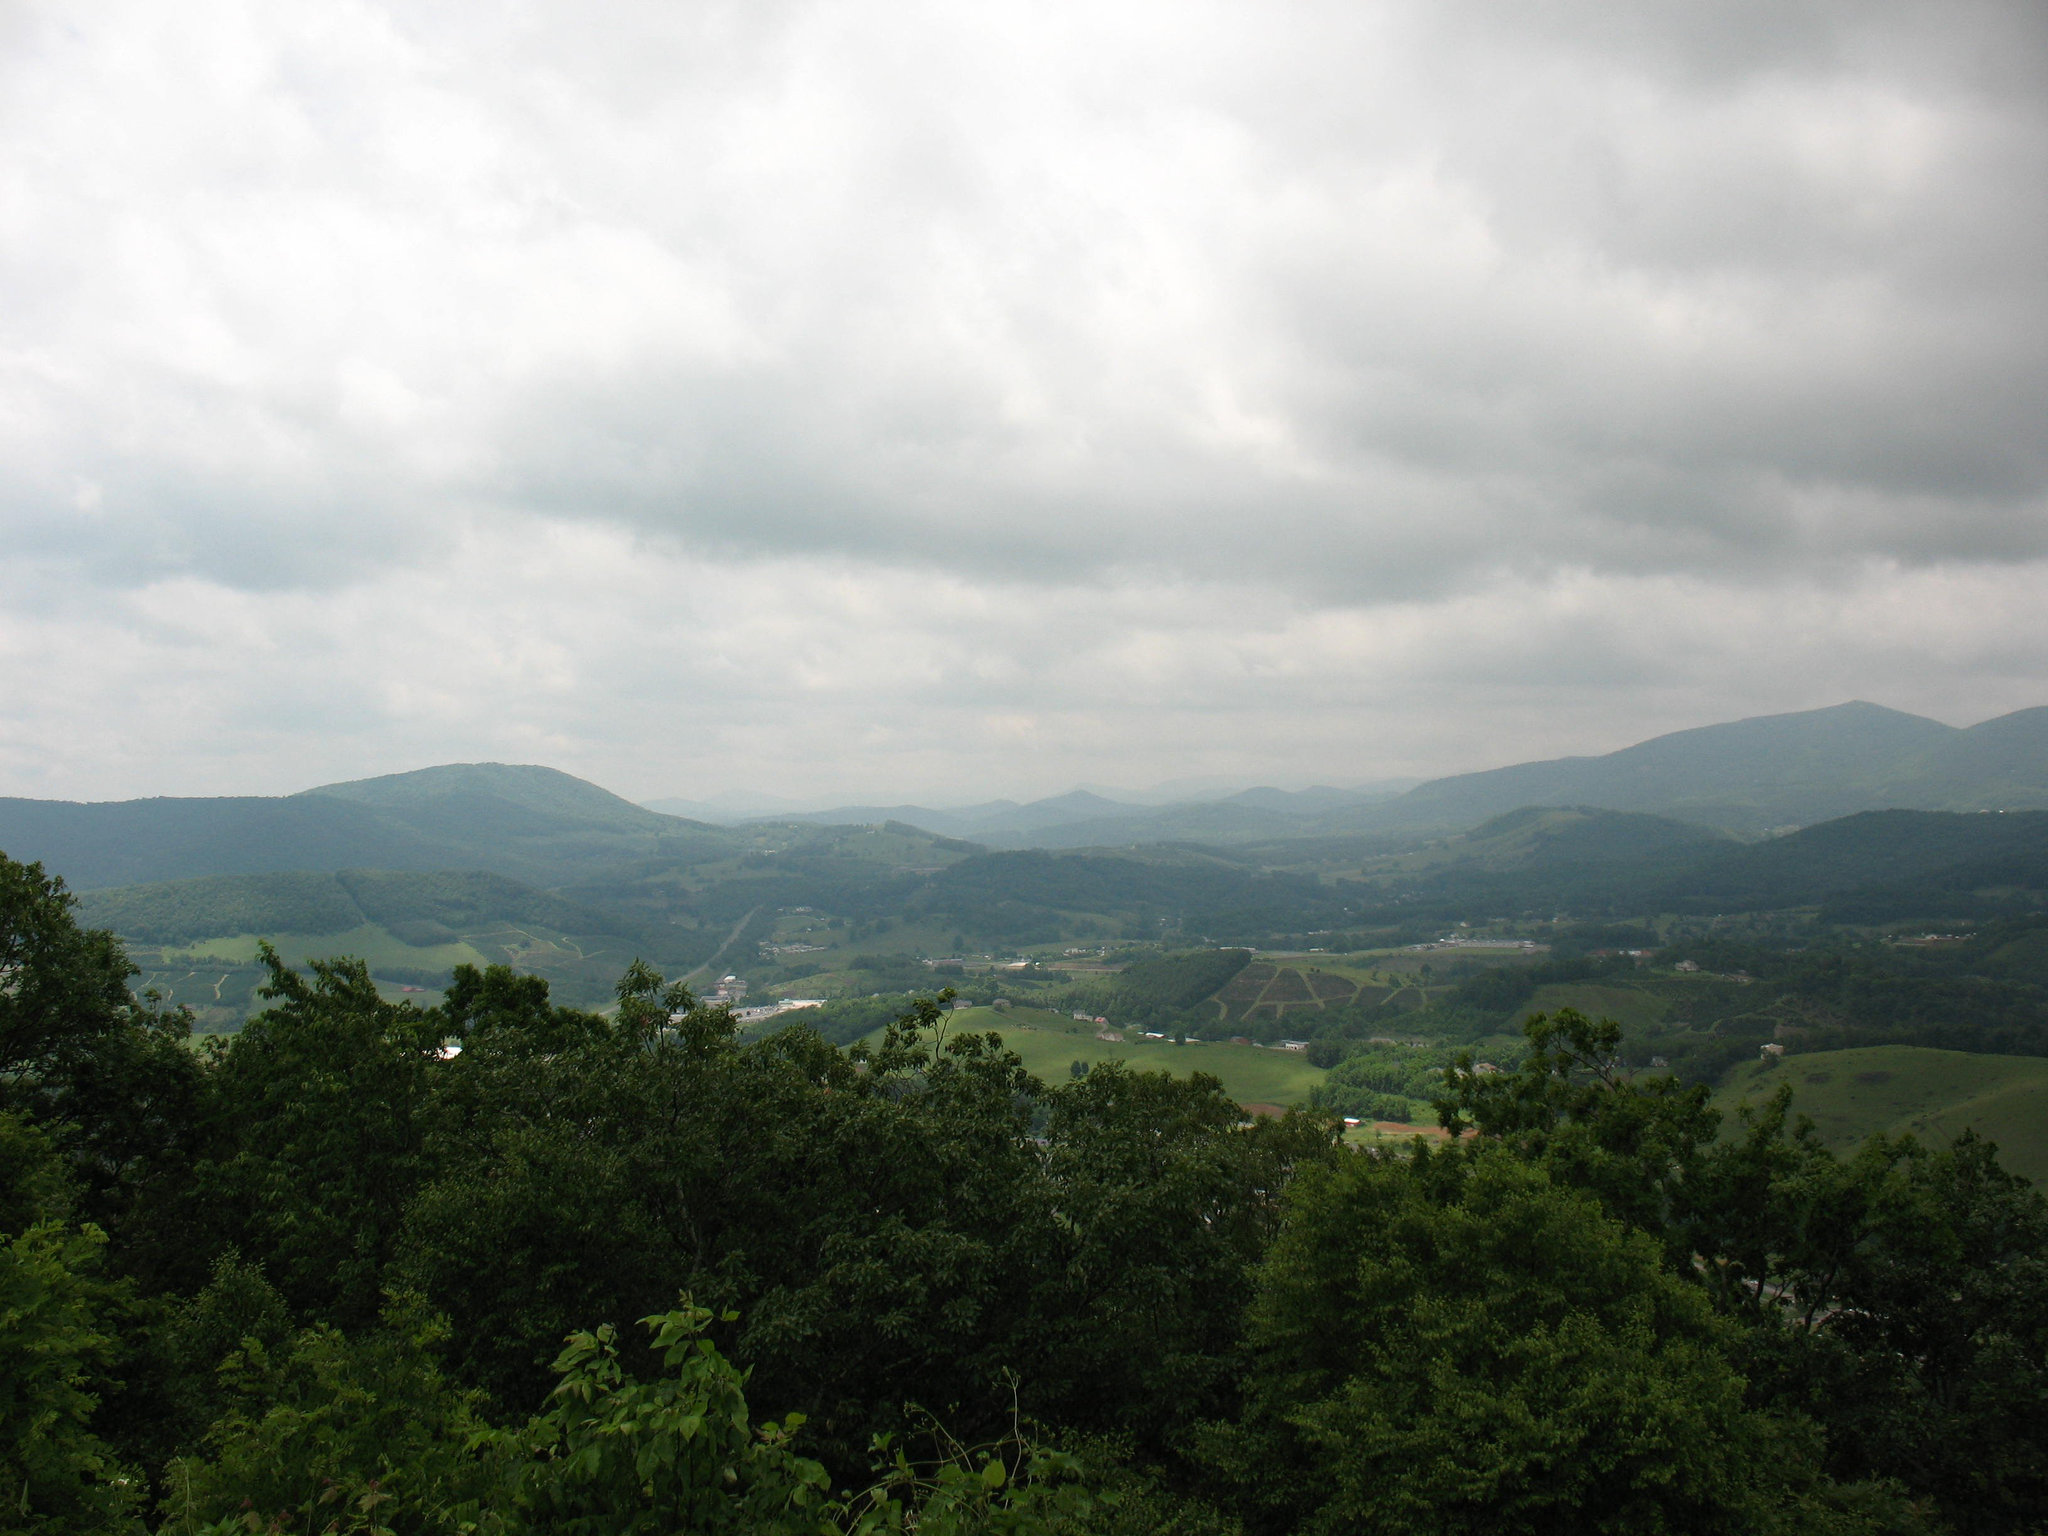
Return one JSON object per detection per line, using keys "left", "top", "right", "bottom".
{"left": 0, "top": 764, "right": 748, "bottom": 892}
{"left": 7, "top": 703, "right": 2046, "bottom": 985}
{"left": 0, "top": 793, "right": 481, "bottom": 891}
{"left": 1367, "top": 702, "right": 2048, "bottom": 836}
{"left": 750, "top": 782, "right": 1416, "bottom": 847}
{"left": 1330, "top": 807, "right": 2048, "bottom": 926}
{"left": 699, "top": 702, "right": 2048, "bottom": 849}
{"left": 306, "top": 762, "right": 712, "bottom": 834}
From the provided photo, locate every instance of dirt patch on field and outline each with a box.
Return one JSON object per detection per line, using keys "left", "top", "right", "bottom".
{"left": 1217, "top": 967, "right": 1275, "bottom": 1004}
{"left": 1262, "top": 968, "right": 1313, "bottom": 1003}
{"left": 1308, "top": 970, "right": 1358, "bottom": 1002}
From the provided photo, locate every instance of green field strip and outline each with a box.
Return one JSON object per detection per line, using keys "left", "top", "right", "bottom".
{"left": 921, "top": 1005, "right": 1327, "bottom": 1109}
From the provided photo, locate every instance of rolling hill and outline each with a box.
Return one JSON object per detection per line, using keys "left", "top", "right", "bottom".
{"left": 1714, "top": 1045, "right": 2048, "bottom": 1186}
{"left": 1653, "top": 809, "right": 2048, "bottom": 919}
{"left": 303, "top": 761, "right": 694, "bottom": 835}
{"left": 1298, "top": 806, "right": 2048, "bottom": 926}
{"left": 0, "top": 763, "right": 744, "bottom": 891}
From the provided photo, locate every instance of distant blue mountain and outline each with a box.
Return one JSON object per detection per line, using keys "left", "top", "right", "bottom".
{"left": 0, "top": 762, "right": 736, "bottom": 890}
{"left": 1362, "top": 702, "right": 2048, "bottom": 836}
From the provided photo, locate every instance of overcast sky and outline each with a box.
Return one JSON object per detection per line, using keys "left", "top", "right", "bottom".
{"left": 3, "top": 0, "right": 2045, "bottom": 807}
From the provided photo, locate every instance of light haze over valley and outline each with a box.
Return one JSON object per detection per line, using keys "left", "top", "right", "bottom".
{"left": 6, "top": 6, "right": 2048, "bottom": 1532}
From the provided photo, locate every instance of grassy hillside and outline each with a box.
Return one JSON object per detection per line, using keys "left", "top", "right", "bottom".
{"left": 1714, "top": 1045, "right": 2048, "bottom": 1186}
{"left": 928, "top": 1005, "right": 1327, "bottom": 1110}
{"left": 1518, "top": 982, "right": 1670, "bottom": 1032}
{"left": 302, "top": 761, "right": 692, "bottom": 833}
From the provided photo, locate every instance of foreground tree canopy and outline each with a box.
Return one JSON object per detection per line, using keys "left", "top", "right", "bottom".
{"left": 3, "top": 850, "right": 2045, "bottom": 1534}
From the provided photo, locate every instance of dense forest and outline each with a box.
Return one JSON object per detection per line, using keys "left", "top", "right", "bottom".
{"left": 6, "top": 848, "right": 2048, "bottom": 1534}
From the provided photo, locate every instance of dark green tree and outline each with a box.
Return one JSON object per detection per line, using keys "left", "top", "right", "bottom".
{"left": 189, "top": 947, "right": 441, "bottom": 1327}
{"left": 0, "top": 1110, "right": 142, "bottom": 1533}
{"left": 1220, "top": 1144, "right": 1896, "bottom": 1535}
{"left": 1029, "top": 1064, "right": 1336, "bottom": 1446}
{"left": 0, "top": 853, "right": 204, "bottom": 1274}
{"left": 1437, "top": 1008, "right": 1720, "bottom": 1255}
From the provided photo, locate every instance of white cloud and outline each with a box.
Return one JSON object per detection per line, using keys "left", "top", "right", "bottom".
{"left": 4, "top": 526, "right": 2046, "bottom": 803}
{"left": 1, "top": 0, "right": 2044, "bottom": 800}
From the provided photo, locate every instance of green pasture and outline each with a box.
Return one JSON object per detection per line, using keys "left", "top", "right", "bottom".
{"left": 1518, "top": 982, "right": 1670, "bottom": 1031}
{"left": 1714, "top": 1045, "right": 2048, "bottom": 1186}
{"left": 933, "top": 1005, "right": 1326, "bottom": 1109}
{"left": 1345, "top": 1120, "right": 1457, "bottom": 1152}
{"left": 1299, "top": 957, "right": 1417, "bottom": 985}
{"left": 172, "top": 923, "right": 492, "bottom": 973}
{"left": 150, "top": 920, "right": 633, "bottom": 1018}
{"left": 187, "top": 919, "right": 638, "bottom": 979}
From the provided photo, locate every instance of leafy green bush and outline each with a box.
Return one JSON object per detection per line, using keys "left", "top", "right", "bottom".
{"left": 161, "top": 1300, "right": 1109, "bottom": 1536}
{"left": 1221, "top": 1147, "right": 1846, "bottom": 1535}
{"left": 0, "top": 1112, "right": 142, "bottom": 1533}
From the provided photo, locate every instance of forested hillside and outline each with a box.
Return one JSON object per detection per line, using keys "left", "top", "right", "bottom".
{"left": 5, "top": 848, "right": 2044, "bottom": 1534}
{"left": 0, "top": 764, "right": 746, "bottom": 892}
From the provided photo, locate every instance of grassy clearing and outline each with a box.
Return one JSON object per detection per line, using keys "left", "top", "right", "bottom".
{"left": 174, "top": 924, "right": 492, "bottom": 972}
{"left": 924, "top": 1005, "right": 1327, "bottom": 1110}
{"left": 1714, "top": 1045, "right": 2048, "bottom": 1186}
{"left": 1344, "top": 1121, "right": 1458, "bottom": 1152}
{"left": 1518, "top": 982, "right": 1670, "bottom": 1031}
{"left": 145, "top": 920, "right": 635, "bottom": 1018}
{"left": 1297, "top": 959, "right": 1398, "bottom": 985}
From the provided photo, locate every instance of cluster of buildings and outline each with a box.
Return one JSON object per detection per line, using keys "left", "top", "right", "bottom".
{"left": 732, "top": 997, "right": 828, "bottom": 1026}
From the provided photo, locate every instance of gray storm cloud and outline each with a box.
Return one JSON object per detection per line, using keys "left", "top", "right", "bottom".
{"left": 1, "top": 0, "right": 2044, "bottom": 799}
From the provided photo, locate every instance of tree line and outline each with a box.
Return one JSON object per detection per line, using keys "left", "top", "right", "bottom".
{"left": 4, "top": 850, "right": 2046, "bottom": 1533}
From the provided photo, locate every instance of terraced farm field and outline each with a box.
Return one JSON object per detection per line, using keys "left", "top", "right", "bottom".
{"left": 1714, "top": 1045, "right": 2048, "bottom": 1186}
{"left": 1263, "top": 969, "right": 1313, "bottom": 1002}
{"left": 1208, "top": 957, "right": 1437, "bottom": 1026}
